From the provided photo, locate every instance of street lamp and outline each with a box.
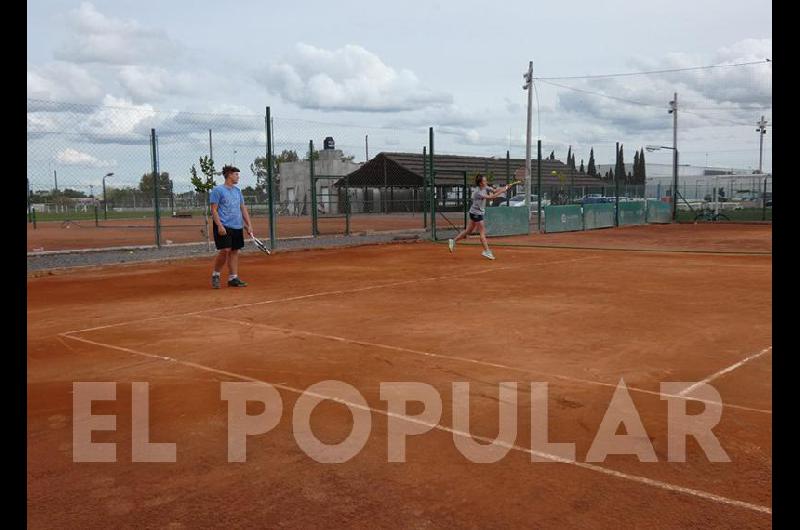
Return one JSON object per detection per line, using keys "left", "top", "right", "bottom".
{"left": 102, "top": 172, "right": 114, "bottom": 220}
{"left": 646, "top": 145, "right": 679, "bottom": 219}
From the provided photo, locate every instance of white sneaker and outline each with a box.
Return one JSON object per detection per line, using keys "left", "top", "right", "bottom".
{"left": 482, "top": 250, "right": 495, "bottom": 260}
{"left": 448, "top": 239, "right": 455, "bottom": 253}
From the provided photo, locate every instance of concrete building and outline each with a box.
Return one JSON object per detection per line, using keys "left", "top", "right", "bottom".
{"left": 278, "top": 137, "right": 362, "bottom": 215}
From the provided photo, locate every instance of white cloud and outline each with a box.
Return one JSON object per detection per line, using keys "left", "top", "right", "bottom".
{"left": 259, "top": 43, "right": 452, "bottom": 112}
{"left": 117, "top": 66, "right": 198, "bottom": 102}
{"left": 27, "top": 62, "right": 104, "bottom": 104}
{"left": 76, "top": 95, "right": 164, "bottom": 144}
{"left": 55, "top": 2, "right": 180, "bottom": 65}
{"left": 55, "top": 148, "right": 115, "bottom": 168}
{"left": 551, "top": 38, "right": 771, "bottom": 136}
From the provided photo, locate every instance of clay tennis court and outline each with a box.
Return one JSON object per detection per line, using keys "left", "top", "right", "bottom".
{"left": 27, "top": 223, "right": 771, "bottom": 527}
{"left": 26, "top": 213, "right": 427, "bottom": 252}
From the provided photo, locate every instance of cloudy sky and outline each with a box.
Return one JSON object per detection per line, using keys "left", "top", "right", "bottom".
{"left": 27, "top": 0, "right": 771, "bottom": 191}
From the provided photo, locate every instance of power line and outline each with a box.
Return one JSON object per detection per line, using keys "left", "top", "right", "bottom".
{"left": 538, "top": 81, "right": 772, "bottom": 127}
{"left": 533, "top": 59, "right": 770, "bottom": 80}
{"left": 536, "top": 79, "right": 664, "bottom": 108}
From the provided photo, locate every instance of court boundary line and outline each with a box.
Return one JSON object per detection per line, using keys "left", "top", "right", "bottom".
{"left": 199, "top": 315, "right": 772, "bottom": 416}
{"left": 440, "top": 240, "right": 772, "bottom": 256}
{"left": 678, "top": 347, "right": 773, "bottom": 397}
{"left": 58, "top": 333, "right": 771, "bottom": 516}
{"left": 60, "top": 255, "right": 600, "bottom": 336}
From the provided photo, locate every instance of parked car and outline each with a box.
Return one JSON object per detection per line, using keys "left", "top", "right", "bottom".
{"left": 578, "top": 194, "right": 616, "bottom": 205}
{"left": 503, "top": 194, "right": 550, "bottom": 208}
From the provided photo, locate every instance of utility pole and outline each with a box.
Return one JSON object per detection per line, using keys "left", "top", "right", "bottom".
{"left": 669, "top": 92, "right": 678, "bottom": 221}
{"left": 53, "top": 169, "right": 58, "bottom": 192}
{"left": 756, "top": 115, "right": 767, "bottom": 173}
{"left": 523, "top": 61, "right": 533, "bottom": 215}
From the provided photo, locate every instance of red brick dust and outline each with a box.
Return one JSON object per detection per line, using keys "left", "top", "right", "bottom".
{"left": 28, "top": 225, "right": 771, "bottom": 528}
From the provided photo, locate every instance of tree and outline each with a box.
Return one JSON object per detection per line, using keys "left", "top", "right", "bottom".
{"left": 566, "top": 146, "right": 572, "bottom": 169}
{"left": 608, "top": 168, "right": 614, "bottom": 181}
{"left": 587, "top": 148, "right": 597, "bottom": 177}
{"left": 549, "top": 150, "right": 555, "bottom": 160}
{"left": 579, "top": 159, "right": 585, "bottom": 174}
{"left": 639, "top": 149, "right": 646, "bottom": 183}
{"left": 139, "top": 172, "right": 171, "bottom": 196}
{"left": 190, "top": 156, "right": 217, "bottom": 249}
{"left": 633, "top": 150, "right": 640, "bottom": 184}
{"left": 277, "top": 149, "right": 299, "bottom": 166}
{"left": 616, "top": 144, "right": 625, "bottom": 184}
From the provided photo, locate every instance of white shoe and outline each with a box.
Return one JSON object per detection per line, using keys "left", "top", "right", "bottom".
{"left": 482, "top": 250, "right": 495, "bottom": 260}
{"left": 448, "top": 239, "right": 455, "bottom": 253}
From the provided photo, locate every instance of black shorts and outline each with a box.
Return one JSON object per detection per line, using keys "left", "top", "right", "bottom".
{"left": 469, "top": 213, "right": 484, "bottom": 223}
{"left": 213, "top": 224, "right": 245, "bottom": 250}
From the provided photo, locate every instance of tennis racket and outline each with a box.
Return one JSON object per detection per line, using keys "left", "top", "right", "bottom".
{"left": 249, "top": 232, "right": 271, "bottom": 255}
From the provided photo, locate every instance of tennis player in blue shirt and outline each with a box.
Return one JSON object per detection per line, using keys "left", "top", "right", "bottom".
{"left": 209, "top": 165, "right": 253, "bottom": 288}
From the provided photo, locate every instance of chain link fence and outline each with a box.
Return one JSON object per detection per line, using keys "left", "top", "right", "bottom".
{"left": 27, "top": 98, "right": 771, "bottom": 253}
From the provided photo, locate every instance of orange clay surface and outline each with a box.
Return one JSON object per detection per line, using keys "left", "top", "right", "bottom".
{"left": 28, "top": 224, "right": 771, "bottom": 528}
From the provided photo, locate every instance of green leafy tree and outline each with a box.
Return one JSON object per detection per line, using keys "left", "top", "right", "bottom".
{"left": 139, "top": 172, "right": 171, "bottom": 196}
{"left": 190, "top": 156, "right": 217, "bottom": 247}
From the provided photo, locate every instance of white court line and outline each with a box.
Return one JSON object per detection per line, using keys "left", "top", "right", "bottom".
{"left": 678, "top": 347, "right": 773, "bottom": 397}
{"left": 200, "top": 315, "right": 771, "bottom": 416}
{"left": 61, "top": 255, "right": 599, "bottom": 336}
{"left": 58, "top": 333, "right": 771, "bottom": 516}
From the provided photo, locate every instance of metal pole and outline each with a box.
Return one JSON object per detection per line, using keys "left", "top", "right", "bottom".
{"left": 762, "top": 177, "right": 768, "bottom": 221}
{"left": 671, "top": 92, "right": 678, "bottom": 221}
{"left": 506, "top": 150, "right": 511, "bottom": 206}
{"left": 102, "top": 176, "right": 108, "bottom": 220}
{"left": 53, "top": 169, "right": 58, "bottom": 192}
{"left": 27, "top": 178, "right": 32, "bottom": 223}
{"left": 429, "top": 127, "right": 435, "bottom": 240}
{"left": 266, "top": 107, "right": 276, "bottom": 250}
{"left": 523, "top": 61, "right": 533, "bottom": 218}
{"left": 537, "top": 140, "right": 542, "bottom": 232}
{"left": 208, "top": 129, "right": 213, "bottom": 161}
{"left": 365, "top": 135, "right": 369, "bottom": 161}
{"left": 757, "top": 115, "right": 767, "bottom": 174}
{"left": 615, "top": 142, "right": 620, "bottom": 226}
{"left": 151, "top": 128, "right": 161, "bottom": 248}
{"left": 309, "top": 140, "right": 317, "bottom": 237}
{"left": 422, "top": 146, "right": 427, "bottom": 229}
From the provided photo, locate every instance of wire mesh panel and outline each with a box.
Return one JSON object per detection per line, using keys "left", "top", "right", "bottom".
{"left": 27, "top": 99, "right": 156, "bottom": 251}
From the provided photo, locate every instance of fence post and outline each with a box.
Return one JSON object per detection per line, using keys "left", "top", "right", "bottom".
{"left": 762, "top": 177, "right": 767, "bottom": 221}
{"left": 309, "top": 140, "right": 317, "bottom": 237}
{"left": 506, "top": 150, "right": 511, "bottom": 206}
{"left": 266, "top": 107, "right": 276, "bottom": 250}
{"left": 428, "top": 127, "right": 435, "bottom": 240}
{"left": 94, "top": 204, "right": 99, "bottom": 227}
{"left": 27, "top": 178, "right": 32, "bottom": 224}
{"left": 422, "top": 146, "right": 427, "bottom": 229}
{"left": 150, "top": 128, "right": 161, "bottom": 248}
{"left": 31, "top": 208, "right": 37, "bottom": 230}
{"left": 536, "top": 140, "right": 542, "bottom": 233}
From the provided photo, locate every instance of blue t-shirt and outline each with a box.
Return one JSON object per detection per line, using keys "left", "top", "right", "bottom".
{"left": 209, "top": 184, "right": 244, "bottom": 229}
